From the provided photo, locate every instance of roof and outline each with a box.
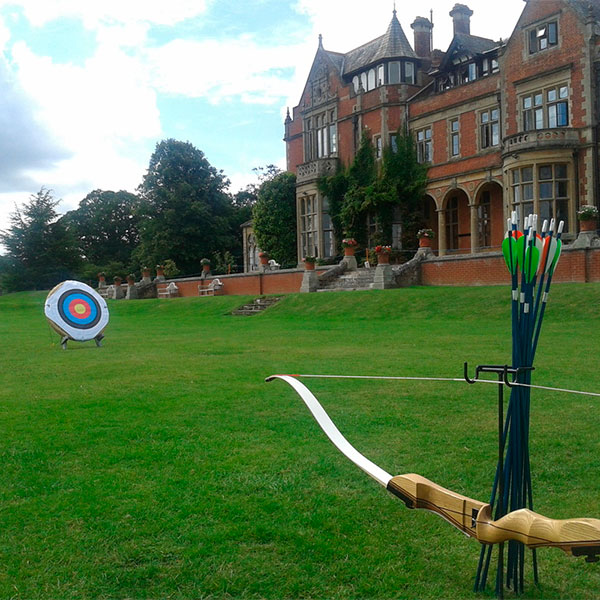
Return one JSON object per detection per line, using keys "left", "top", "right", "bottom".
{"left": 342, "top": 10, "right": 416, "bottom": 75}
{"left": 437, "top": 33, "right": 499, "bottom": 71}
{"left": 567, "top": 0, "right": 600, "bottom": 22}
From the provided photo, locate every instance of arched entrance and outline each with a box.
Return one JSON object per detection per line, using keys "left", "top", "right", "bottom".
{"left": 475, "top": 182, "right": 504, "bottom": 251}
{"left": 442, "top": 189, "right": 470, "bottom": 254}
{"left": 422, "top": 194, "right": 438, "bottom": 252}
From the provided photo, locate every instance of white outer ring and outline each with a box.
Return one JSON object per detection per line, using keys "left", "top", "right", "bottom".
{"left": 44, "top": 280, "right": 109, "bottom": 342}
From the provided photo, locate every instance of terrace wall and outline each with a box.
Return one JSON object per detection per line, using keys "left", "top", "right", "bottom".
{"left": 155, "top": 247, "right": 600, "bottom": 297}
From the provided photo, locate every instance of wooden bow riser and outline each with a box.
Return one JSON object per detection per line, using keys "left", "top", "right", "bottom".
{"left": 387, "top": 474, "right": 600, "bottom": 562}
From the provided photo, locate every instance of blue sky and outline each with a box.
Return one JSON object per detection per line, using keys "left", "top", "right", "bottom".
{"left": 0, "top": 0, "right": 525, "bottom": 236}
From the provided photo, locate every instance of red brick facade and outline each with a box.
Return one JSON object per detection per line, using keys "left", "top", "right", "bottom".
{"left": 284, "top": 0, "right": 600, "bottom": 266}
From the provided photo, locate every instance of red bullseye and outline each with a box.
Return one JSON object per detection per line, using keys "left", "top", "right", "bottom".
{"left": 69, "top": 299, "right": 91, "bottom": 319}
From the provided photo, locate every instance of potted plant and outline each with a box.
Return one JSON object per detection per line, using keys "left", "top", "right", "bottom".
{"left": 417, "top": 228, "right": 435, "bottom": 248}
{"left": 577, "top": 205, "right": 598, "bottom": 232}
{"left": 201, "top": 258, "right": 211, "bottom": 273}
{"left": 374, "top": 245, "right": 392, "bottom": 264}
{"left": 342, "top": 238, "right": 358, "bottom": 257}
{"left": 258, "top": 251, "right": 269, "bottom": 265}
{"left": 303, "top": 255, "right": 316, "bottom": 270}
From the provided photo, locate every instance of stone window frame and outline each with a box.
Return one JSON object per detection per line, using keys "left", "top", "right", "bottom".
{"left": 415, "top": 126, "right": 432, "bottom": 164}
{"left": 303, "top": 108, "right": 338, "bottom": 161}
{"left": 520, "top": 83, "right": 569, "bottom": 132}
{"left": 510, "top": 162, "right": 571, "bottom": 231}
{"left": 479, "top": 106, "right": 500, "bottom": 150}
{"left": 527, "top": 19, "right": 559, "bottom": 55}
{"left": 299, "top": 193, "right": 320, "bottom": 259}
{"left": 449, "top": 117, "right": 460, "bottom": 158}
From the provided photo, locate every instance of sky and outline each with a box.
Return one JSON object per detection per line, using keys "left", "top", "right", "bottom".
{"left": 0, "top": 0, "right": 526, "bottom": 239}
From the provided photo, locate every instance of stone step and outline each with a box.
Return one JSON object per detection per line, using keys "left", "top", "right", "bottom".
{"left": 232, "top": 296, "right": 281, "bottom": 315}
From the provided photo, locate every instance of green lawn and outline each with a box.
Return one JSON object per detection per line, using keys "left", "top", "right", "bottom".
{"left": 1, "top": 285, "right": 599, "bottom": 599}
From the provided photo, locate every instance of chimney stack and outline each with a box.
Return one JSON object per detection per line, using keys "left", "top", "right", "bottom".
{"left": 411, "top": 17, "right": 433, "bottom": 58}
{"left": 449, "top": 4, "right": 473, "bottom": 36}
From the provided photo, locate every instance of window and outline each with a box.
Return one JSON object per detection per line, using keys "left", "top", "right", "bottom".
{"left": 529, "top": 21, "right": 558, "bottom": 54}
{"left": 322, "top": 197, "right": 334, "bottom": 257}
{"left": 367, "top": 68, "right": 376, "bottom": 91}
{"left": 300, "top": 195, "right": 319, "bottom": 259}
{"left": 390, "top": 134, "right": 398, "bottom": 153}
{"left": 404, "top": 62, "right": 415, "bottom": 84}
{"left": 478, "top": 191, "right": 492, "bottom": 248}
{"left": 511, "top": 164, "right": 570, "bottom": 230}
{"left": 304, "top": 111, "right": 337, "bottom": 161}
{"left": 375, "top": 136, "right": 383, "bottom": 159}
{"left": 480, "top": 108, "right": 500, "bottom": 148}
{"left": 446, "top": 197, "right": 459, "bottom": 251}
{"left": 416, "top": 127, "right": 432, "bottom": 163}
{"left": 377, "top": 64, "right": 385, "bottom": 85}
{"left": 450, "top": 118, "right": 460, "bottom": 157}
{"left": 511, "top": 167, "right": 534, "bottom": 226}
{"left": 522, "top": 85, "right": 568, "bottom": 130}
{"left": 538, "top": 164, "right": 569, "bottom": 229}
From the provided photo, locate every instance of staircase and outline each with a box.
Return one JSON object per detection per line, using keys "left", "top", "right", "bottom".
{"left": 318, "top": 267, "right": 376, "bottom": 291}
{"left": 232, "top": 296, "right": 281, "bottom": 316}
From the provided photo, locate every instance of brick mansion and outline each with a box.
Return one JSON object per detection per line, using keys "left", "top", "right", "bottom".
{"left": 282, "top": 0, "right": 600, "bottom": 261}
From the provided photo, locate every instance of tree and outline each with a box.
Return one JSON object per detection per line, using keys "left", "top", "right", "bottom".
{"left": 62, "top": 189, "right": 141, "bottom": 271}
{"left": 0, "top": 188, "right": 81, "bottom": 291}
{"left": 134, "top": 139, "right": 237, "bottom": 275}
{"left": 252, "top": 171, "right": 297, "bottom": 267}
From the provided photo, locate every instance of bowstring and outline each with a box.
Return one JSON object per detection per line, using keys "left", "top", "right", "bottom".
{"left": 283, "top": 373, "right": 600, "bottom": 398}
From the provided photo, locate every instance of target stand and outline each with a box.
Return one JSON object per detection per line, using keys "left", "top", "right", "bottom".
{"left": 44, "top": 281, "right": 109, "bottom": 350}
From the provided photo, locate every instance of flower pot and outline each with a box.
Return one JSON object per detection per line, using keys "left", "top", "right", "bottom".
{"left": 259, "top": 255, "right": 269, "bottom": 265}
{"left": 377, "top": 253, "right": 390, "bottom": 264}
{"left": 580, "top": 219, "right": 597, "bottom": 232}
{"left": 202, "top": 264, "right": 211, "bottom": 273}
{"left": 304, "top": 261, "right": 315, "bottom": 271}
{"left": 419, "top": 237, "right": 432, "bottom": 248}
{"left": 344, "top": 247, "right": 356, "bottom": 257}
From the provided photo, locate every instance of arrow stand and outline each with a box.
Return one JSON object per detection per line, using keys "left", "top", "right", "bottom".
{"left": 467, "top": 364, "right": 537, "bottom": 598}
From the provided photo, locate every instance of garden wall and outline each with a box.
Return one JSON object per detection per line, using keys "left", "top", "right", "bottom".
{"left": 155, "top": 248, "right": 600, "bottom": 297}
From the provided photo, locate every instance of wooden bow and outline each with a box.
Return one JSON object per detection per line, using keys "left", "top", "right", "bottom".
{"left": 267, "top": 374, "right": 600, "bottom": 563}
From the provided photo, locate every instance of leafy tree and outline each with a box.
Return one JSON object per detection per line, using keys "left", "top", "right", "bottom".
{"left": 62, "top": 189, "right": 141, "bottom": 269}
{"left": 0, "top": 188, "right": 81, "bottom": 291}
{"left": 252, "top": 171, "right": 297, "bottom": 267}
{"left": 134, "top": 139, "right": 237, "bottom": 275}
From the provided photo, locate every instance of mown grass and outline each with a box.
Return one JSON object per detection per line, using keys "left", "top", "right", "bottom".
{"left": 0, "top": 285, "right": 599, "bottom": 599}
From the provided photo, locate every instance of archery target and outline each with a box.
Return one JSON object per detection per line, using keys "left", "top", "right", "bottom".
{"left": 45, "top": 280, "right": 109, "bottom": 342}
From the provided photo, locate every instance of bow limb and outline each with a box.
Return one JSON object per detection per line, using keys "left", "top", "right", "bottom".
{"left": 267, "top": 374, "right": 600, "bottom": 562}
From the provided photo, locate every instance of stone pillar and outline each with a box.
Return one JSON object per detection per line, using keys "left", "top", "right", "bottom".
{"left": 300, "top": 270, "right": 319, "bottom": 293}
{"left": 141, "top": 267, "right": 152, "bottom": 285}
{"left": 373, "top": 263, "right": 393, "bottom": 289}
{"left": 470, "top": 202, "right": 478, "bottom": 254}
{"left": 125, "top": 275, "right": 138, "bottom": 299}
{"left": 111, "top": 277, "right": 125, "bottom": 300}
{"left": 437, "top": 208, "right": 447, "bottom": 257}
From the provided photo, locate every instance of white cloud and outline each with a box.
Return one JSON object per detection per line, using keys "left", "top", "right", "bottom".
{"left": 0, "top": 0, "right": 209, "bottom": 28}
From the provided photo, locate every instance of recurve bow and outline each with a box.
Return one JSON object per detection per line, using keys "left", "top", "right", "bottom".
{"left": 267, "top": 374, "right": 600, "bottom": 563}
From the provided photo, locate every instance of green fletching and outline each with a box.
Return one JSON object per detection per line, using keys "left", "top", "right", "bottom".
{"left": 502, "top": 236, "right": 518, "bottom": 274}
{"left": 524, "top": 243, "right": 540, "bottom": 283}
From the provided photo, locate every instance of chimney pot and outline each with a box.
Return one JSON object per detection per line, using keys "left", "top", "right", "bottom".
{"left": 449, "top": 3, "right": 473, "bottom": 36}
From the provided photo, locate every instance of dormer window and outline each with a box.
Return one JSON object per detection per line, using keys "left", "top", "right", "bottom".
{"left": 529, "top": 21, "right": 558, "bottom": 54}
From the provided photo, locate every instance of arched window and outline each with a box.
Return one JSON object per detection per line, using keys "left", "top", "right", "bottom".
{"left": 367, "top": 68, "right": 376, "bottom": 90}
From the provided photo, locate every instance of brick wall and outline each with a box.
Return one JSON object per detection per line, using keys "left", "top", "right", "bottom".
{"left": 421, "top": 246, "right": 600, "bottom": 286}
{"left": 157, "top": 269, "right": 323, "bottom": 298}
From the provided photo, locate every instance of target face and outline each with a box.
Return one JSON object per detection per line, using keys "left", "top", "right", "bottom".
{"left": 45, "top": 280, "right": 109, "bottom": 342}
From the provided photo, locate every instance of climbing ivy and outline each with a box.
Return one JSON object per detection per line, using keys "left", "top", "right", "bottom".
{"left": 318, "top": 129, "right": 428, "bottom": 253}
